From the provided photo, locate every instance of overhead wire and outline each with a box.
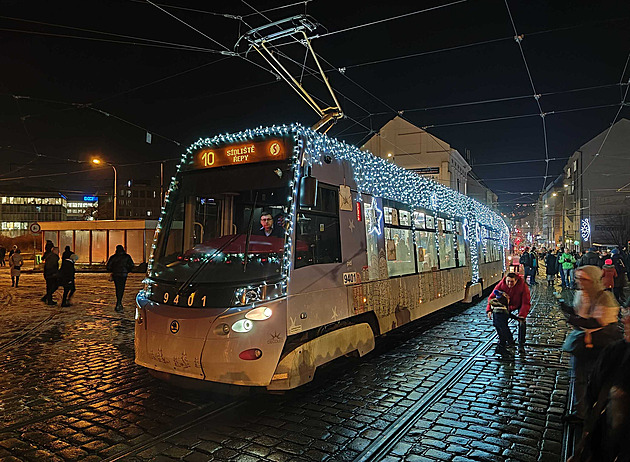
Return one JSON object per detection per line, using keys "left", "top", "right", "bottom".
{"left": 238, "top": 0, "right": 456, "bottom": 168}
{"left": 0, "top": 15, "right": 225, "bottom": 54}
{"left": 504, "top": 0, "right": 550, "bottom": 193}
{"left": 369, "top": 82, "right": 624, "bottom": 116}
{"left": 575, "top": 51, "right": 630, "bottom": 191}
{"left": 311, "top": 0, "right": 469, "bottom": 39}
{"left": 420, "top": 102, "right": 621, "bottom": 129}
{"left": 338, "top": 16, "right": 629, "bottom": 70}
{"left": 0, "top": 27, "right": 223, "bottom": 54}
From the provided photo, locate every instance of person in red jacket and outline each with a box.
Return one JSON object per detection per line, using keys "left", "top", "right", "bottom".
{"left": 487, "top": 272, "right": 532, "bottom": 347}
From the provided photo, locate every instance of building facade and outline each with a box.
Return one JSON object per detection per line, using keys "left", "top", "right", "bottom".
{"left": 0, "top": 193, "right": 67, "bottom": 236}
{"left": 361, "top": 116, "right": 472, "bottom": 194}
{"left": 561, "top": 118, "right": 630, "bottom": 249}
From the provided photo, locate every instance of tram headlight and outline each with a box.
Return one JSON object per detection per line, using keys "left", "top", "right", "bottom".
{"left": 245, "top": 307, "right": 272, "bottom": 321}
{"left": 231, "top": 319, "right": 253, "bottom": 333}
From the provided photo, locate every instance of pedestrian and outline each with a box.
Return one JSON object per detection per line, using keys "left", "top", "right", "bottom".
{"left": 9, "top": 248, "right": 23, "bottom": 287}
{"left": 43, "top": 247, "right": 60, "bottom": 305}
{"left": 578, "top": 247, "right": 602, "bottom": 268}
{"left": 0, "top": 244, "right": 6, "bottom": 267}
{"left": 520, "top": 247, "right": 532, "bottom": 284}
{"left": 530, "top": 247, "right": 539, "bottom": 285}
{"left": 40, "top": 240, "right": 54, "bottom": 302}
{"left": 545, "top": 249, "right": 559, "bottom": 287}
{"left": 560, "top": 265, "right": 622, "bottom": 424}
{"left": 8, "top": 244, "right": 17, "bottom": 258}
{"left": 487, "top": 272, "right": 531, "bottom": 349}
{"left": 611, "top": 248, "right": 627, "bottom": 303}
{"left": 106, "top": 245, "right": 135, "bottom": 312}
{"left": 558, "top": 248, "right": 576, "bottom": 289}
{"left": 569, "top": 311, "right": 630, "bottom": 462}
{"left": 601, "top": 258, "right": 616, "bottom": 292}
{"left": 59, "top": 251, "right": 77, "bottom": 307}
{"left": 61, "top": 245, "right": 73, "bottom": 260}
{"left": 487, "top": 290, "right": 521, "bottom": 352}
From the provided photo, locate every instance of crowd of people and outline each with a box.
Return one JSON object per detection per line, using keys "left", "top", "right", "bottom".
{"left": 492, "top": 245, "right": 629, "bottom": 461}
{"left": 2, "top": 240, "right": 135, "bottom": 312}
{"left": 518, "top": 246, "right": 630, "bottom": 303}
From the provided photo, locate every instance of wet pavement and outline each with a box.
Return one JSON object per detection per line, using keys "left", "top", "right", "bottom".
{"left": 0, "top": 270, "right": 574, "bottom": 461}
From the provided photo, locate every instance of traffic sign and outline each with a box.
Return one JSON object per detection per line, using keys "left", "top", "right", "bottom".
{"left": 29, "top": 222, "right": 41, "bottom": 234}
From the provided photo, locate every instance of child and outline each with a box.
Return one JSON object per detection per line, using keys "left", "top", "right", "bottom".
{"left": 489, "top": 289, "right": 515, "bottom": 347}
{"left": 602, "top": 258, "right": 617, "bottom": 292}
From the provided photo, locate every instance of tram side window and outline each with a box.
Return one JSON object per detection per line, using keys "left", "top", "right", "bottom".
{"left": 415, "top": 230, "right": 438, "bottom": 272}
{"left": 385, "top": 227, "right": 415, "bottom": 276}
{"left": 457, "top": 234, "right": 467, "bottom": 266}
{"left": 295, "top": 185, "right": 341, "bottom": 269}
{"left": 438, "top": 233, "right": 456, "bottom": 269}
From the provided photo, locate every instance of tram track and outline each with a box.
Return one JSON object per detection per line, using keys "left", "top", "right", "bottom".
{"left": 0, "top": 313, "right": 56, "bottom": 354}
{"left": 103, "top": 398, "right": 253, "bottom": 462}
{"left": 352, "top": 289, "right": 555, "bottom": 461}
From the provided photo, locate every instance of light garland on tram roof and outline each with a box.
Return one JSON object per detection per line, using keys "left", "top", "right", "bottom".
{"left": 147, "top": 123, "right": 508, "bottom": 286}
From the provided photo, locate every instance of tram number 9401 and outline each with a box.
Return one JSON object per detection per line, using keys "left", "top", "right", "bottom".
{"left": 343, "top": 272, "right": 360, "bottom": 286}
{"left": 162, "top": 291, "right": 207, "bottom": 307}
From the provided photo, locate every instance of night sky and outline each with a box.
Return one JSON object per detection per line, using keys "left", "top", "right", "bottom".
{"left": 1, "top": 0, "right": 629, "bottom": 208}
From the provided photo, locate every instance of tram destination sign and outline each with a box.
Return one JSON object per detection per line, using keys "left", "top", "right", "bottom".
{"left": 193, "top": 138, "right": 291, "bottom": 170}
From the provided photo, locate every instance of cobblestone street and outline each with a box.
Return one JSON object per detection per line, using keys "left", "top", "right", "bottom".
{"left": 0, "top": 269, "right": 574, "bottom": 462}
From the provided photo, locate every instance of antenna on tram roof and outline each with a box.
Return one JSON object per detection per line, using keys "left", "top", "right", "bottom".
{"left": 235, "top": 15, "right": 343, "bottom": 134}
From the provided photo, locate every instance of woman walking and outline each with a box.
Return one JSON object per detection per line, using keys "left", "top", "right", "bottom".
{"left": 560, "top": 265, "right": 622, "bottom": 424}
{"left": 545, "top": 249, "right": 558, "bottom": 287}
{"left": 9, "top": 248, "right": 24, "bottom": 287}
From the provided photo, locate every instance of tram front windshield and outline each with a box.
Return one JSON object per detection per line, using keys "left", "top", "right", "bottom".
{"left": 150, "top": 162, "right": 291, "bottom": 286}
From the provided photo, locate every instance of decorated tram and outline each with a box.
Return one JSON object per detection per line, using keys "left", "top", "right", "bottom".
{"left": 135, "top": 124, "right": 509, "bottom": 390}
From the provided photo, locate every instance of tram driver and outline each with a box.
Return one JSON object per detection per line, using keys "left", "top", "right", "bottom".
{"left": 254, "top": 211, "right": 284, "bottom": 237}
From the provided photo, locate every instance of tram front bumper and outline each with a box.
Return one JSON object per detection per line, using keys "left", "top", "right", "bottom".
{"left": 135, "top": 294, "right": 217, "bottom": 380}
{"left": 135, "top": 294, "right": 287, "bottom": 387}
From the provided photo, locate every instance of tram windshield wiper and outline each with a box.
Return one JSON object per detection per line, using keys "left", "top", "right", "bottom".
{"left": 176, "top": 233, "right": 241, "bottom": 294}
{"left": 242, "top": 192, "right": 258, "bottom": 273}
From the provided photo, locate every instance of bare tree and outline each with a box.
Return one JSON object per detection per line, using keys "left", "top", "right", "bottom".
{"left": 597, "top": 210, "right": 630, "bottom": 247}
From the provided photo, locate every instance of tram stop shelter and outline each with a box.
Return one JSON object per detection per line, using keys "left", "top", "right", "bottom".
{"left": 39, "top": 220, "right": 157, "bottom": 268}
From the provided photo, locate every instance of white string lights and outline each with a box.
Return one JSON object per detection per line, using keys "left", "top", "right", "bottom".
{"left": 148, "top": 123, "right": 509, "bottom": 285}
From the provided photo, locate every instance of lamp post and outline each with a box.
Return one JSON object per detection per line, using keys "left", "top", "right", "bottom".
{"left": 92, "top": 158, "right": 117, "bottom": 220}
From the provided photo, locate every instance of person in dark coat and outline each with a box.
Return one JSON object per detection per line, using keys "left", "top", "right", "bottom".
{"left": 611, "top": 248, "right": 627, "bottom": 303}
{"left": 578, "top": 247, "right": 603, "bottom": 268}
{"left": 43, "top": 247, "right": 60, "bottom": 305}
{"left": 40, "top": 240, "right": 55, "bottom": 302}
{"left": 545, "top": 249, "right": 559, "bottom": 287}
{"left": 569, "top": 312, "right": 630, "bottom": 462}
{"left": 106, "top": 245, "right": 135, "bottom": 312}
{"left": 59, "top": 252, "right": 77, "bottom": 307}
{"left": 61, "top": 245, "right": 73, "bottom": 261}
{"left": 0, "top": 245, "right": 6, "bottom": 267}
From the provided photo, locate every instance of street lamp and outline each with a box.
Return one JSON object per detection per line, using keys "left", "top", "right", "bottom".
{"left": 91, "top": 158, "right": 117, "bottom": 220}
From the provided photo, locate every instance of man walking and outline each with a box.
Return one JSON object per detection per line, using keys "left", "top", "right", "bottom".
{"left": 106, "top": 245, "right": 135, "bottom": 312}
{"left": 43, "top": 247, "right": 60, "bottom": 305}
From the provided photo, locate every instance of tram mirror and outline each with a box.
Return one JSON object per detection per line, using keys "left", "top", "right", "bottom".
{"left": 299, "top": 176, "right": 318, "bottom": 208}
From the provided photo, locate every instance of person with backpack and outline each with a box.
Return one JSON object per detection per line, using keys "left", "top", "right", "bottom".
{"left": 106, "top": 245, "right": 135, "bottom": 313}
